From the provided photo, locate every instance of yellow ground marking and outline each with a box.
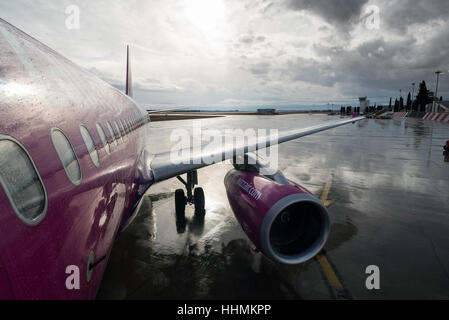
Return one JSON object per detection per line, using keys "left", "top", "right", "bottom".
{"left": 320, "top": 180, "right": 334, "bottom": 206}
{"left": 317, "top": 179, "right": 342, "bottom": 289}
{"left": 316, "top": 254, "right": 343, "bottom": 288}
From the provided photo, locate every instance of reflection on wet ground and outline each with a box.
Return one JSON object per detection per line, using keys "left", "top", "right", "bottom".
{"left": 98, "top": 114, "right": 449, "bottom": 299}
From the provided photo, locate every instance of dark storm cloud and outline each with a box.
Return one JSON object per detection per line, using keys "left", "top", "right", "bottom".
{"left": 286, "top": 0, "right": 369, "bottom": 26}
{"left": 274, "top": 0, "right": 449, "bottom": 101}
{"left": 349, "top": 28, "right": 449, "bottom": 97}
{"left": 284, "top": 25, "right": 449, "bottom": 100}
{"left": 383, "top": 0, "right": 449, "bottom": 32}
{"left": 286, "top": 0, "right": 449, "bottom": 32}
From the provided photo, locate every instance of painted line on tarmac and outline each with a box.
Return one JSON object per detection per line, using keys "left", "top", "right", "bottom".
{"left": 316, "top": 180, "right": 353, "bottom": 300}
{"left": 316, "top": 249, "right": 353, "bottom": 300}
{"left": 316, "top": 254, "right": 342, "bottom": 288}
{"left": 320, "top": 180, "right": 335, "bottom": 207}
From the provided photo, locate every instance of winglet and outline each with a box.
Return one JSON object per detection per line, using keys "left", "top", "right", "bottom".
{"left": 350, "top": 111, "right": 359, "bottom": 118}
{"left": 125, "top": 45, "right": 133, "bottom": 98}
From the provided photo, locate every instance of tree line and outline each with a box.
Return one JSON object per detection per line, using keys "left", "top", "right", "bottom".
{"left": 390, "top": 80, "right": 440, "bottom": 112}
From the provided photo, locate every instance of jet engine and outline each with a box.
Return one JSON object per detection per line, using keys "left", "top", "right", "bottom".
{"left": 224, "top": 154, "right": 330, "bottom": 264}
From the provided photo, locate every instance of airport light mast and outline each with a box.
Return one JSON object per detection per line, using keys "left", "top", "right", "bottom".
{"left": 435, "top": 71, "right": 442, "bottom": 98}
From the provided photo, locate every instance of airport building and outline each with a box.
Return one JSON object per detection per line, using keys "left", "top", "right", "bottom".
{"left": 359, "top": 97, "right": 370, "bottom": 113}
{"left": 257, "top": 108, "right": 277, "bottom": 114}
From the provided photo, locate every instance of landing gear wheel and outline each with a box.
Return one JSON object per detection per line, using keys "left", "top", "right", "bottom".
{"left": 194, "top": 187, "right": 205, "bottom": 217}
{"left": 175, "top": 189, "right": 186, "bottom": 220}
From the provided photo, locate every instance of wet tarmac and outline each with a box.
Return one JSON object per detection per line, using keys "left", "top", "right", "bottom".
{"left": 97, "top": 114, "right": 449, "bottom": 299}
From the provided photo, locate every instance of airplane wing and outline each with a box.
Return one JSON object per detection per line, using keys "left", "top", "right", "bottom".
{"left": 149, "top": 116, "right": 366, "bottom": 182}
{"left": 147, "top": 107, "right": 187, "bottom": 114}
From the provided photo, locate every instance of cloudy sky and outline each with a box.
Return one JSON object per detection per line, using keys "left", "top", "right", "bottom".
{"left": 1, "top": 0, "right": 449, "bottom": 108}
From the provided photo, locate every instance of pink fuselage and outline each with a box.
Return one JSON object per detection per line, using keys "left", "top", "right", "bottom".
{"left": 0, "top": 19, "right": 153, "bottom": 299}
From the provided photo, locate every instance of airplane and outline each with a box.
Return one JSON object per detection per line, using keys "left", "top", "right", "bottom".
{"left": 0, "top": 18, "right": 365, "bottom": 299}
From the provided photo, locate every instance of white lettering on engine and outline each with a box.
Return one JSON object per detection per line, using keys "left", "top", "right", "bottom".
{"left": 237, "top": 178, "right": 262, "bottom": 200}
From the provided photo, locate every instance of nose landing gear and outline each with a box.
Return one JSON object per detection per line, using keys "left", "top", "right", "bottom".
{"left": 175, "top": 170, "right": 205, "bottom": 221}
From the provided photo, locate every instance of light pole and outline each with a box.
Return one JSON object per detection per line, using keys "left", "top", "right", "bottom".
{"left": 435, "top": 71, "right": 442, "bottom": 99}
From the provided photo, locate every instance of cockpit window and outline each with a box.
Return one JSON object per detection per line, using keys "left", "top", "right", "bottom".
{"left": 96, "top": 123, "right": 110, "bottom": 155}
{"left": 106, "top": 121, "right": 117, "bottom": 147}
{"left": 0, "top": 136, "right": 47, "bottom": 226}
{"left": 80, "top": 125, "right": 100, "bottom": 167}
{"left": 51, "top": 128, "right": 82, "bottom": 186}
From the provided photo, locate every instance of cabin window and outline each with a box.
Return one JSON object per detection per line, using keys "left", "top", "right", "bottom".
{"left": 80, "top": 125, "right": 100, "bottom": 167}
{"left": 113, "top": 120, "right": 123, "bottom": 142}
{"left": 51, "top": 128, "right": 82, "bottom": 186}
{"left": 123, "top": 119, "right": 128, "bottom": 134}
{"left": 0, "top": 136, "right": 47, "bottom": 225}
{"left": 106, "top": 121, "right": 117, "bottom": 147}
{"left": 124, "top": 119, "right": 129, "bottom": 134}
{"left": 119, "top": 120, "right": 126, "bottom": 136}
{"left": 96, "top": 123, "right": 110, "bottom": 155}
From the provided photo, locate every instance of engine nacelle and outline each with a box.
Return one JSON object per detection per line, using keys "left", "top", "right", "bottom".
{"left": 224, "top": 167, "right": 330, "bottom": 265}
